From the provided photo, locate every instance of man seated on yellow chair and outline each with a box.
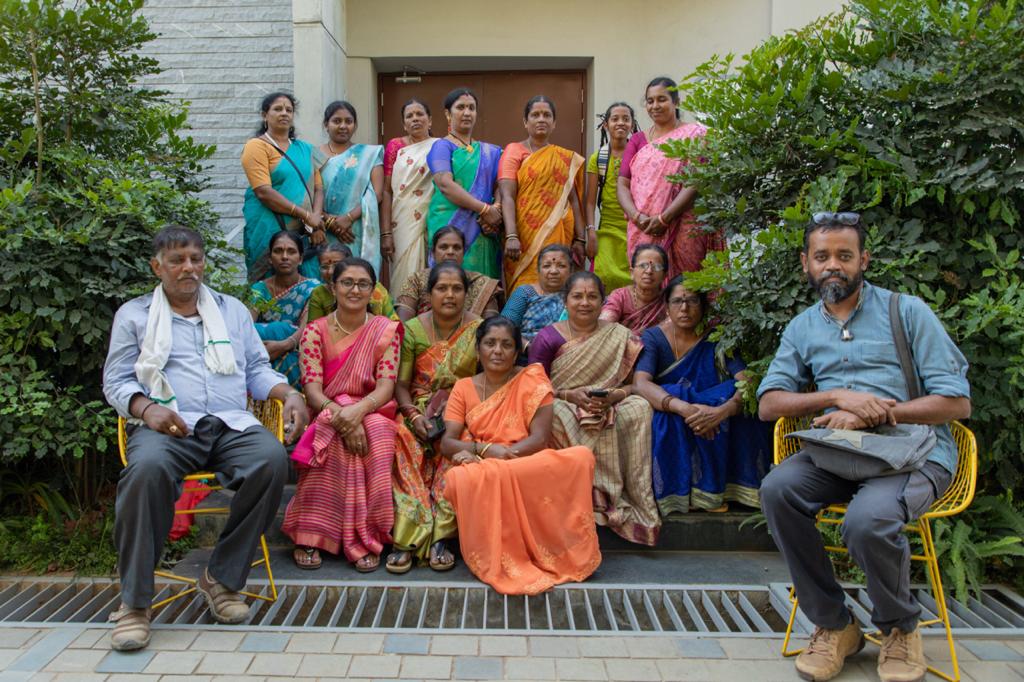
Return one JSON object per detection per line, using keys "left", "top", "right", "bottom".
{"left": 102, "top": 225, "right": 308, "bottom": 651}
{"left": 756, "top": 212, "right": 970, "bottom": 682}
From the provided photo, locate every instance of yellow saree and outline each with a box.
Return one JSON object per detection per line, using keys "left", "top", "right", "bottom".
{"left": 505, "top": 145, "right": 584, "bottom": 291}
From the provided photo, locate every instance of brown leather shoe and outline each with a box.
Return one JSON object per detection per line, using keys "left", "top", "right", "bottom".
{"left": 109, "top": 605, "right": 151, "bottom": 651}
{"left": 196, "top": 568, "right": 250, "bottom": 624}
{"left": 795, "top": 620, "right": 865, "bottom": 681}
{"left": 877, "top": 626, "right": 926, "bottom": 682}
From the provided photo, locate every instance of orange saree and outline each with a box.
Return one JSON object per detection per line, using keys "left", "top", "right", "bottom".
{"left": 503, "top": 144, "right": 584, "bottom": 291}
{"left": 442, "top": 364, "right": 601, "bottom": 595}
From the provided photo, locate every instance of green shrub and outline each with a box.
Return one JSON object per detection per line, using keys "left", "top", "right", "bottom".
{"left": 672, "top": 0, "right": 1024, "bottom": 590}
{"left": 0, "top": 0, "right": 230, "bottom": 502}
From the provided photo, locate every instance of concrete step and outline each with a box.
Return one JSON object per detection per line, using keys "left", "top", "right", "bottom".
{"left": 191, "top": 485, "right": 774, "bottom": 553}
{"left": 173, "top": 545, "right": 790, "bottom": 585}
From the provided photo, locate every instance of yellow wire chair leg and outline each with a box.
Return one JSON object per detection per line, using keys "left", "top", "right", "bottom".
{"left": 150, "top": 533, "right": 278, "bottom": 610}
{"left": 781, "top": 586, "right": 803, "bottom": 657}
{"left": 918, "top": 519, "right": 960, "bottom": 682}
{"left": 238, "top": 534, "right": 277, "bottom": 603}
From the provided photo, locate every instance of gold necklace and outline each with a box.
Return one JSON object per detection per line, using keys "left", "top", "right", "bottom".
{"left": 566, "top": 320, "right": 597, "bottom": 343}
{"left": 526, "top": 138, "right": 548, "bottom": 154}
{"left": 327, "top": 140, "right": 350, "bottom": 155}
{"left": 431, "top": 311, "right": 463, "bottom": 343}
{"left": 448, "top": 132, "right": 474, "bottom": 152}
{"left": 332, "top": 309, "right": 367, "bottom": 336}
{"left": 480, "top": 369, "right": 513, "bottom": 400}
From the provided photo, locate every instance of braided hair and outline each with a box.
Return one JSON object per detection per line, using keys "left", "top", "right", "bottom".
{"left": 596, "top": 101, "right": 640, "bottom": 149}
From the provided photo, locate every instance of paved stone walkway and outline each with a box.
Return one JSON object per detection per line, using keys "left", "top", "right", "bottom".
{"left": 1, "top": 627, "right": 1022, "bottom": 681}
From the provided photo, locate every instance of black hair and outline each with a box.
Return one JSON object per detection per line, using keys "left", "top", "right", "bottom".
{"left": 332, "top": 257, "right": 377, "bottom": 287}
{"left": 803, "top": 217, "right": 867, "bottom": 253}
{"left": 432, "top": 225, "right": 466, "bottom": 252}
{"left": 401, "top": 97, "right": 431, "bottom": 119}
{"left": 475, "top": 315, "right": 523, "bottom": 355}
{"left": 255, "top": 92, "right": 297, "bottom": 139}
{"left": 152, "top": 224, "right": 204, "bottom": 258}
{"left": 427, "top": 261, "right": 470, "bottom": 293}
{"left": 323, "top": 100, "right": 357, "bottom": 126}
{"left": 321, "top": 242, "right": 353, "bottom": 259}
{"left": 269, "top": 230, "right": 304, "bottom": 257}
{"left": 443, "top": 88, "right": 479, "bottom": 111}
{"left": 662, "top": 274, "right": 709, "bottom": 309}
{"left": 562, "top": 270, "right": 606, "bottom": 301}
{"left": 524, "top": 95, "right": 556, "bottom": 120}
{"left": 631, "top": 243, "right": 668, "bottom": 269}
{"left": 537, "top": 244, "right": 572, "bottom": 268}
{"left": 597, "top": 101, "right": 640, "bottom": 149}
{"left": 645, "top": 77, "right": 681, "bottom": 119}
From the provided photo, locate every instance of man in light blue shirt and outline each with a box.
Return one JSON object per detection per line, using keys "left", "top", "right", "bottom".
{"left": 757, "top": 213, "right": 970, "bottom": 682}
{"left": 102, "top": 225, "right": 308, "bottom": 651}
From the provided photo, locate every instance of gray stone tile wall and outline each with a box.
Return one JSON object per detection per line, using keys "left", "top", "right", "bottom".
{"left": 140, "top": 0, "right": 296, "bottom": 247}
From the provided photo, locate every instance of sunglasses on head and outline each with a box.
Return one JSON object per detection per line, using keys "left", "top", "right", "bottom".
{"left": 812, "top": 211, "right": 861, "bottom": 226}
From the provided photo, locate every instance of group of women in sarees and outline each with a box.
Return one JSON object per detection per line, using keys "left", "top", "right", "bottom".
{"left": 237, "top": 77, "right": 771, "bottom": 595}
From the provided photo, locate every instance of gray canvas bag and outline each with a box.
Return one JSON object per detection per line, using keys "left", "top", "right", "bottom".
{"left": 786, "top": 293, "right": 936, "bottom": 480}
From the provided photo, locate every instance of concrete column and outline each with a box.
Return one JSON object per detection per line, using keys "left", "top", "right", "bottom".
{"left": 292, "top": 0, "right": 347, "bottom": 144}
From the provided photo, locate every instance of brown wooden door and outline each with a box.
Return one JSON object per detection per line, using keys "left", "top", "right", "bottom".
{"left": 378, "top": 71, "right": 586, "bottom": 154}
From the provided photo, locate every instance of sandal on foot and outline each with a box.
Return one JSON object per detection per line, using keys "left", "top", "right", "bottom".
{"left": 293, "top": 546, "right": 322, "bottom": 570}
{"left": 385, "top": 549, "right": 413, "bottom": 575}
{"left": 355, "top": 553, "right": 380, "bottom": 573}
{"left": 429, "top": 540, "right": 456, "bottom": 571}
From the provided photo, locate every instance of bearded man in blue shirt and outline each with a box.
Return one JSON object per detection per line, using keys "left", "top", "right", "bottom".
{"left": 757, "top": 212, "right": 970, "bottom": 682}
{"left": 102, "top": 225, "right": 308, "bottom": 651}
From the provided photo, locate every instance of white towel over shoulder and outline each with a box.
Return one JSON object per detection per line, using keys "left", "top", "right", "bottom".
{"left": 134, "top": 284, "right": 237, "bottom": 413}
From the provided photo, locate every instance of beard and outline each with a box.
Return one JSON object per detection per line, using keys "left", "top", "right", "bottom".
{"left": 809, "top": 269, "right": 862, "bottom": 304}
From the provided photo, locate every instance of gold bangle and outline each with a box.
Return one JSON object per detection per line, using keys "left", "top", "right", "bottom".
{"left": 366, "top": 395, "right": 379, "bottom": 411}
{"left": 479, "top": 442, "right": 493, "bottom": 458}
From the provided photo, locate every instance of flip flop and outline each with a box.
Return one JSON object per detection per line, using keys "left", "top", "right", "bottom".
{"left": 429, "top": 540, "right": 456, "bottom": 572}
{"left": 385, "top": 549, "right": 413, "bottom": 575}
{"left": 355, "top": 553, "right": 380, "bottom": 573}
{"left": 293, "top": 546, "right": 322, "bottom": 570}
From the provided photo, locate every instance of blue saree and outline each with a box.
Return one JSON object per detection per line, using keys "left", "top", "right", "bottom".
{"left": 637, "top": 328, "right": 771, "bottom": 514}
{"left": 251, "top": 277, "right": 321, "bottom": 387}
{"left": 322, "top": 144, "right": 385, "bottom": 274}
{"left": 243, "top": 138, "right": 322, "bottom": 282}
{"left": 500, "top": 285, "right": 565, "bottom": 344}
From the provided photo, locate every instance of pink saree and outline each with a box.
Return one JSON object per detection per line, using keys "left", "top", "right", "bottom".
{"left": 626, "top": 124, "right": 723, "bottom": 279}
{"left": 282, "top": 315, "right": 402, "bottom": 561}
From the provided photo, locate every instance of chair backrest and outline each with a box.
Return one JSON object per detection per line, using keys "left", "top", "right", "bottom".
{"left": 116, "top": 398, "right": 285, "bottom": 466}
{"left": 772, "top": 417, "right": 978, "bottom": 517}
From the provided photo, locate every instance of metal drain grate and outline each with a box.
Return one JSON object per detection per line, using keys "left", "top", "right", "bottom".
{"left": 1, "top": 578, "right": 1023, "bottom": 637}
{"left": 768, "top": 582, "right": 1024, "bottom": 637}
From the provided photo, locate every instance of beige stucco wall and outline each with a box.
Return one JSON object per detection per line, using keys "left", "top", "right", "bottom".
{"left": 292, "top": 0, "right": 348, "bottom": 142}
{"left": 330, "top": 0, "right": 845, "bottom": 149}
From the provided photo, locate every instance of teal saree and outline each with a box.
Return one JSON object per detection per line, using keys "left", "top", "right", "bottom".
{"left": 242, "top": 138, "right": 322, "bottom": 283}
